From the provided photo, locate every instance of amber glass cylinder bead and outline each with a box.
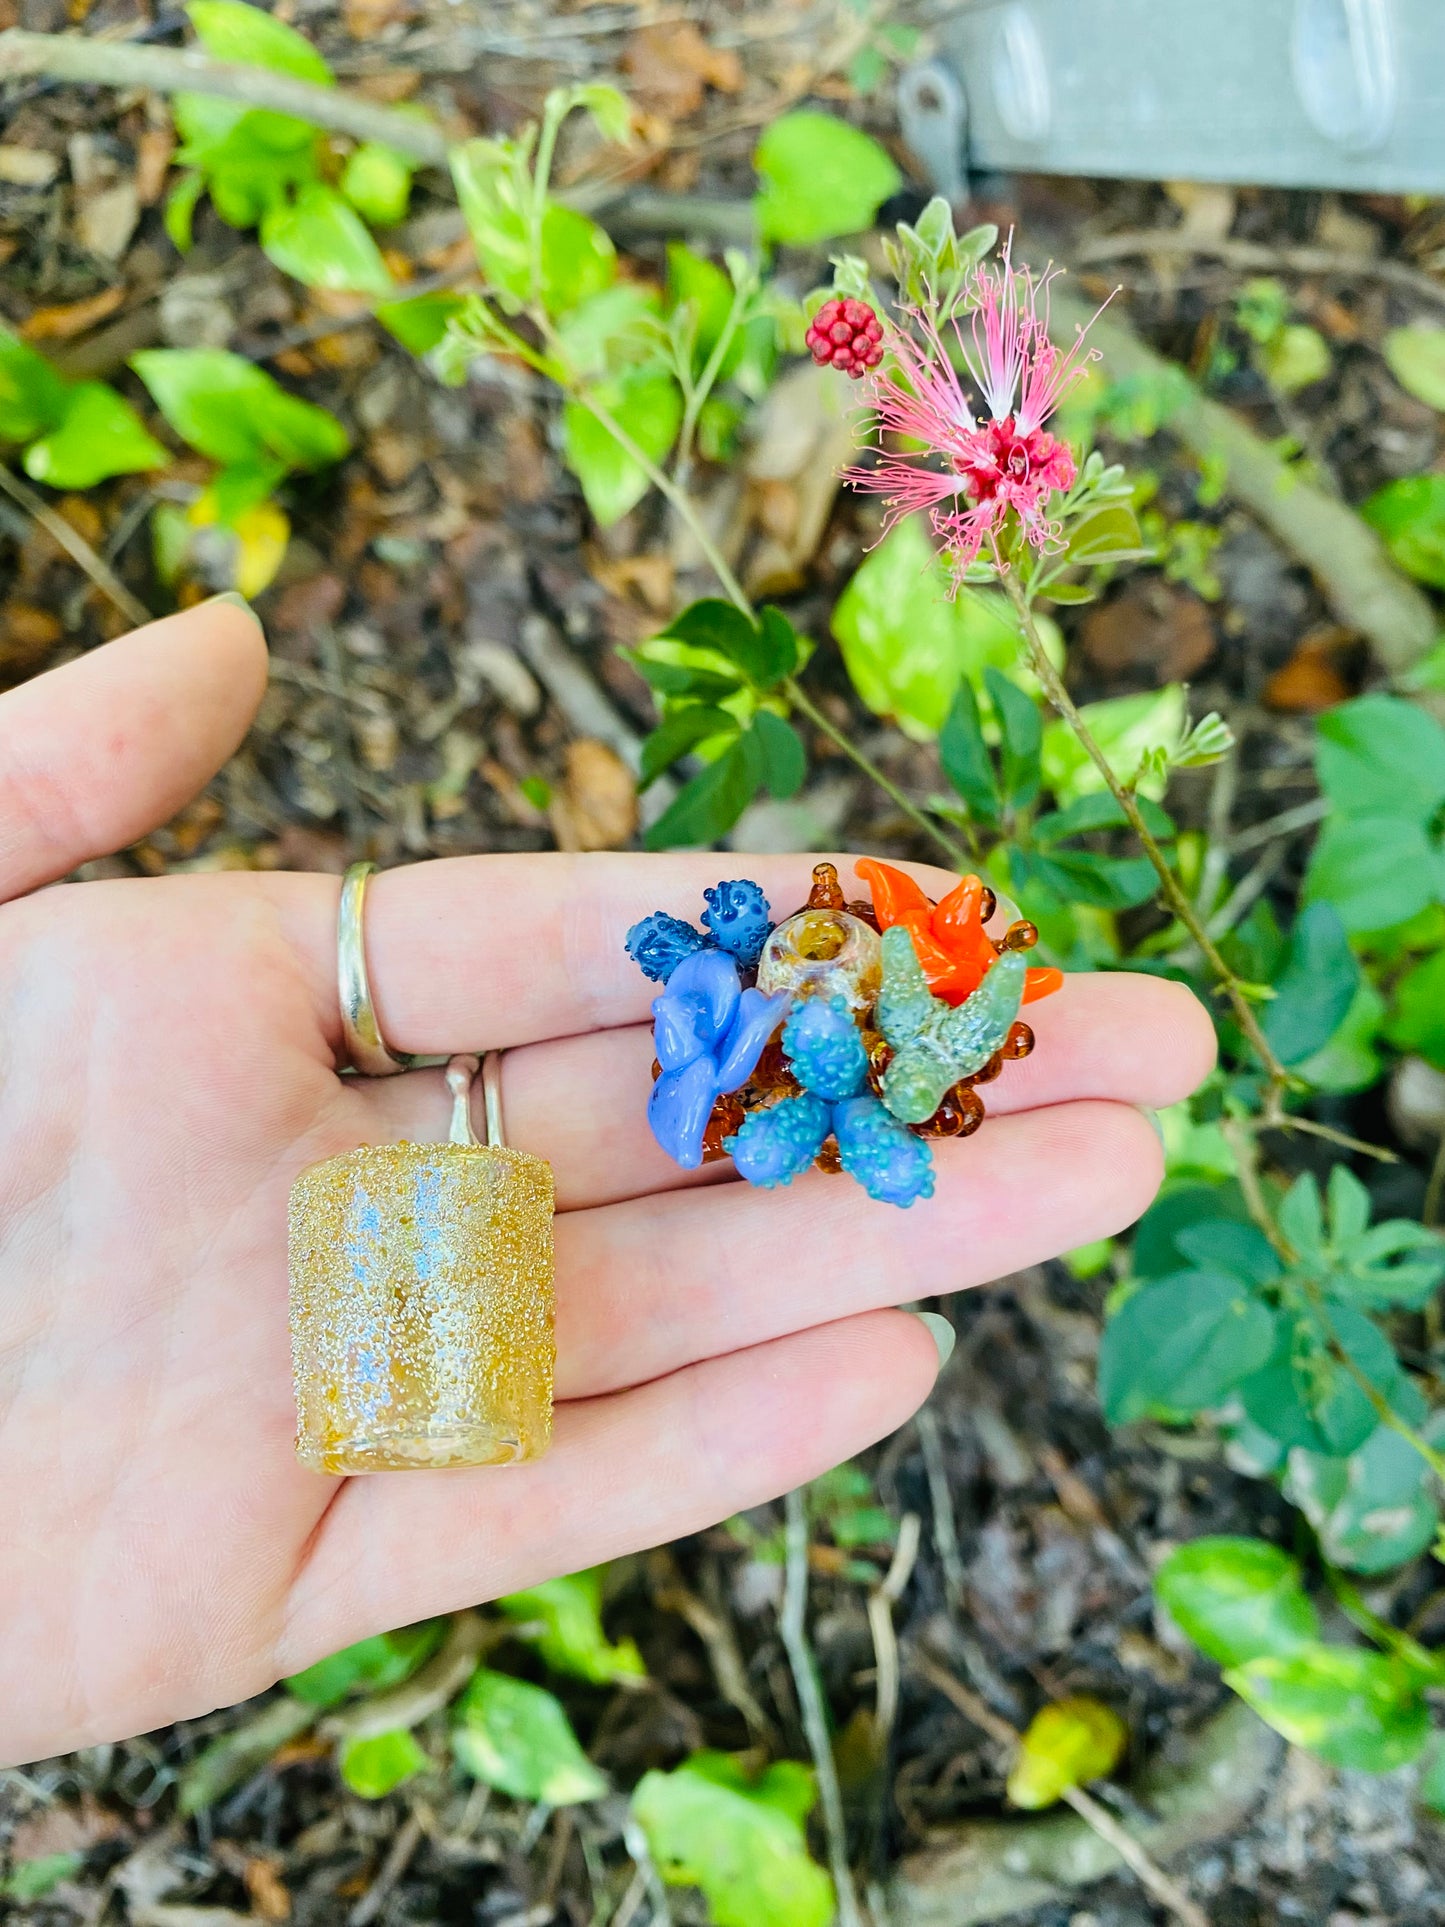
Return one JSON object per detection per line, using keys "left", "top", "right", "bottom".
{"left": 289, "top": 1141, "right": 554, "bottom": 1474}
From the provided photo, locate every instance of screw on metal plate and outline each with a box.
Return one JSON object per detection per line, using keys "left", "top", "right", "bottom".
{"left": 898, "top": 58, "right": 969, "bottom": 205}
{"left": 1291, "top": 0, "right": 1397, "bottom": 151}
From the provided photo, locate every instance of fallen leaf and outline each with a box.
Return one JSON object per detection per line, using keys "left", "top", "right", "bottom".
{"left": 243, "top": 1857, "right": 292, "bottom": 1923}
{"left": 1, "top": 597, "right": 64, "bottom": 664}
{"left": 21, "top": 284, "right": 126, "bottom": 341}
{"left": 549, "top": 738, "right": 638, "bottom": 850}
{"left": 0, "top": 144, "right": 59, "bottom": 186}
{"left": 76, "top": 179, "right": 141, "bottom": 260}
{"left": 587, "top": 547, "right": 675, "bottom": 613}
{"left": 1263, "top": 626, "right": 1356, "bottom": 711}
{"left": 343, "top": 0, "right": 414, "bottom": 36}
{"left": 135, "top": 125, "right": 176, "bottom": 206}
{"left": 8, "top": 1795, "right": 122, "bottom": 1863}
{"left": 1078, "top": 579, "right": 1216, "bottom": 681}
{"left": 622, "top": 22, "right": 743, "bottom": 119}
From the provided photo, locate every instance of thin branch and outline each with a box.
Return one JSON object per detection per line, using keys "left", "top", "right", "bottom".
{"left": 785, "top": 679, "right": 972, "bottom": 872}
{"left": 0, "top": 29, "right": 449, "bottom": 164}
{"left": 1075, "top": 227, "right": 1445, "bottom": 312}
{"left": 782, "top": 1486, "right": 863, "bottom": 1927}
{"left": 1003, "top": 573, "right": 1291, "bottom": 1090}
{"left": 0, "top": 463, "right": 152, "bottom": 629}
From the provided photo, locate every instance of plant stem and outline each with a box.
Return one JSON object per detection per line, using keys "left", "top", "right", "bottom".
{"left": 1003, "top": 573, "right": 1292, "bottom": 1090}
{"left": 675, "top": 280, "right": 749, "bottom": 476}
{"left": 0, "top": 462, "right": 152, "bottom": 629}
{"left": 1322, "top": 1564, "right": 1444, "bottom": 1679}
{"left": 782, "top": 1487, "right": 863, "bottom": 1927}
{"left": 0, "top": 28, "right": 449, "bottom": 164}
{"left": 785, "top": 680, "right": 972, "bottom": 872}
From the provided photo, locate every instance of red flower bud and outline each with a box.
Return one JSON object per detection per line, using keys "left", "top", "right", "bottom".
{"left": 805, "top": 297, "right": 884, "bottom": 379}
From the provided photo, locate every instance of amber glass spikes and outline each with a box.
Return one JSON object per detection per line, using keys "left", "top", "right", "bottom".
{"left": 289, "top": 1141, "right": 555, "bottom": 1474}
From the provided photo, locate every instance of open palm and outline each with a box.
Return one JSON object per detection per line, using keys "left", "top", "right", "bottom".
{"left": 0, "top": 605, "right": 1215, "bottom": 1766}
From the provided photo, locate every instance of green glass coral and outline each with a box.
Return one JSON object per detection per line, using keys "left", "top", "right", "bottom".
{"left": 876, "top": 926, "right": 1026, "bottom": 1124}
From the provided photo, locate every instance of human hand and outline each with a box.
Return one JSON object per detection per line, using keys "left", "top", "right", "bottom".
{"left": 0, "top": 604, "right": 1214, "bottom": 1766}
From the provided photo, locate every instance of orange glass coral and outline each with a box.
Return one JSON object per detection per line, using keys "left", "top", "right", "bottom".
{"left": 855, "top": 858, "right": 1063, "bottom": 1007}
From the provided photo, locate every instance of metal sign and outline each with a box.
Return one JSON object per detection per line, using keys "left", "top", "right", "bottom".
{"left": 922, "top": 0, "right": 1445, "bottom": 194}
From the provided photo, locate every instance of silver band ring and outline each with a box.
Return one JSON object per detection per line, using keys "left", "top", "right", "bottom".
{"left": 338, "top": 861, "right": 411, "bottom": 1076}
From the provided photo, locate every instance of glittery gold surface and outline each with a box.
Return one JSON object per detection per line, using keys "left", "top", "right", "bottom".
{"left": 289, "top": 1142, "right": 555, "bottom": 1475}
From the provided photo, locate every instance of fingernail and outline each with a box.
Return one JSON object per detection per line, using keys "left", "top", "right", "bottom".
{"left": 202, "top": 590, "right": 264, "bottom": 631}
{"left": 1136, "top": 1105, "right": 1164, "bottom": 1145}
{"left": 912, "top": 1311, "right": 956, "bottom": 1368}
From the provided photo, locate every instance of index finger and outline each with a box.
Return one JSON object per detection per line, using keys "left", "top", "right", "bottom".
{"left": 260, "top": 850, "right": 967, "bottom": 1056}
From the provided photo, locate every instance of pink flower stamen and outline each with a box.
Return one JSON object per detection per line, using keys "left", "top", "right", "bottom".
{"left": 844, "top": 245, "right": 1106, "bottom": 584}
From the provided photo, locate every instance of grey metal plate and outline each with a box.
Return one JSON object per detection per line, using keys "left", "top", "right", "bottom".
{"left": 936, "top": 0, "right": 1445, "bottom": 194}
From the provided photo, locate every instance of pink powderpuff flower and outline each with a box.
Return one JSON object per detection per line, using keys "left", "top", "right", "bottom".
{"left": 846, "top": 247, "right": 1105, "bottom": 581}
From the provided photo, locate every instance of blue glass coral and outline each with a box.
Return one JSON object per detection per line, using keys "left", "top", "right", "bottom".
{"left": 626, "top": 880, "right": 773, "bottom": 982}
{"left": 647, "top": 949, "right": 789, "bottom": 1169}
{"left": 727, "top": 999, "right": 935, "bottom": 1208}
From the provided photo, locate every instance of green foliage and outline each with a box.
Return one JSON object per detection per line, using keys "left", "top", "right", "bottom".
{"left": 285, "top": 1622, "right": 443, "bottom": 1707}
{"left": 171, "top": 0, "right": 419, "bottom": 279}
{"left": 632, "top": 1751, "right": 834, "bottom": 1927}
{"left": 633, "top": 600, "right": 805, "bottom": 848}
{"left": 376, "top": 290, "right": 471, "bottom": 356}
{"left": 1261, "top": 902, "right": 1360, "bottom": 1066}
{"left": 497, "top": 1569, "right": 646, "bottom": 1685}
{"left": 1285, "top": 1424, "right": 1441, "bottom": 1574}
{"left": 451, "top": 1668, "right": 607, "bottom": 1804}
{"left": 1040, "top": 685, "right": 1188, "bottom": 806}
{"left": 1306, "top": 694, "right": 1445, "bottom": 932}
{"left": 1384, "top": 328, "right": 1445, "bottom": 411}
{"left": 1155, "top": 1538, "right": 1319, "bottom": 1666}
{"left": 880, "top": 197, "right": 996, "bottom": 318}
{"left": 1225, "top": 1646, "right": 1429, "bottom": 1772}
{"left": 1361, "top": 474, "right": 1445, "bottom": 587}
{"left": 561, "top": 371, "right": 682, "bottom": 525}
{"left": 0, "top": 330, "right": 167, "bottom": 488}
{"left": 133, "top": 348, "right": 349, "bottom": 474}
{"left": 339, "top": 1728, "right": 429, "bottom": 1799}
{"left": 829, "top": 513, "right": 1062, "bottom": 738}
{"left": 1006, "top": 1697, "right": 1128, "bottom": 1810}
{"left": 3, "top": 1855, "right": 85, "bottom": 1902}
{"left": 753, "top": 110, "right": 901, "bottom": 246}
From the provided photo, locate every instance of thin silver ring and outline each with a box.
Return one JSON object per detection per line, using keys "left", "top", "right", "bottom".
{"left": 338, "top": 861, "right": 411, "bottom": 1076}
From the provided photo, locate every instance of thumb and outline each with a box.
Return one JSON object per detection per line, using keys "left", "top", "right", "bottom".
{"left": 0, "top": 597, "right": 268, "bottom": 902}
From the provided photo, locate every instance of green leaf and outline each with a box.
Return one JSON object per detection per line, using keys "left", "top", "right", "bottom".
{"left": 1262, "top": 902, "right": 1360, "bottom": 1067}
{"left": 667, "top": 243, "right": 744, "bottom": 380}
{"left": 539, "top": 204, "right": 617, "bottom": 317}
{"left": 753, "top": 109, "right": 901, "bottom": 246}
{"left": 450, "top": 136, "right": 533, "bottom": 305}
{"left": 644, "top": 733, "right": 758, "bottom": 850}
{"left": 340, "top": 141, "right": 415, "bottom": 228}
{"left": 1156, "top": 1537, "right": 1320, "bottom": 1667}
{"left": 3, "top": 1855, "right": 85, "bottom": 1903}
{"left": 1261, "top": 324, "right": 1331, "bottom": 395}
{"left": 1294, "top": 976, "right": 1386, "bottom": 1094}
{"left": 1278, "top": 1170, "right": 1326, "bottom": 1259}
{"left": 983, "top": 666, "right": 1042, "bottom": 810}
{"left": 633, "top": 1752, "right": 834, "bottom": 1927}
{"left": 1013, "top": 847, "right": 1161, "bottom": 911}
{"left": 187, "top": 0, "right": 333, "bottom": 83}
{"left": 261, "top": 182, "right": 392, "bottom": 294}
{"left": 22, "top": 380, "right": 168, "bottom": 488}
{"left": 566, "top": 81, "right": 632, "bottom": 147}
{"left": 1285, "top": 1425, "right": 1440, "bottom": 1575}
{"left": 829, "top": 513, "right": 1063, "bottom": 739}
{"left": 1032, "top": 792, "right": 1175, "bottom": 844}
{"left": 164, "top": 169, "right": 206, "bottom": 252}
{"left": 1387, "top": 945, "right": 1445, "bottom": 1070}
{"left": 938, "top": 675, "right": 999, "bottom": 822}
{"left": 1174, "top": 1220, "right": 1281, "bottom": 1287}
{"left": 1306, "top": 814, "right": 1445, "bottom": 934}
{"left": 1064, "top": 501, "right": 1145, "bottom": 566}
{"left": 1362, "top": 475, "right": 1445, "bottom": 587}
{"left": 1006, "top": 1698, "right": 1128, "bottom": 1810}
{"left": 1225, "top": 1645, "right": 1429, "bottom": 1772}
{"left": 752, "top": 711, "right": 806, "bottom": 799}
{"left": 562, "top": 370, "right": 682, "bottom": 525}
{"left": 1238, "top": 1303, "right": 1409, "bottom": 1458}
{"left": 285, "top": 1622, "right": 444, "bottom": 1708}
{"left": 1098, "top": 1270, "right": 1278, "bottom": 1423}
{"left": 132, "top": 348, "right": 350, "bottom": 472}
{"left": 376, "top": 290, "right": 471, "bottom": 356}
{"left": 555, "top": 283, "right": 661, "bottom": 383}
{"left": 1131, "top": 1185, "right": 1251, "bottom": 1280}
{"left": 1316, "top": 693, "right": 1445, "bottom": 823}
{"left": 1041, "top": 685, "right": 1188, "bottom": 806}
{"left": 497, "top": 1569, "right": 646, "bottom": 1686}
{"left": 640, "top": 706, "right": 737, "bottom": 788}
{"left": 625, "top": 652, "right": 743, "bottom": 702}
{"left": 451, "top": 1668, "right": 607, "bottom": 1804}
{"left": 0, "top": 328, "right": 69, "bottom": 443}
{"left": 339, "top": 1728, "right": 428, "bottom": 1799}
{"left": 1384, "top": 327, "right": 1445, "bottom": 410}
{"left": 665, "top": 599, "right": 785, "bottom": 688}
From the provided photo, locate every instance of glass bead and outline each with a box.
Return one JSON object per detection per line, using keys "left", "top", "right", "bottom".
{"left": 756, "top": 907, "right": 882, "bottom": 1015}
{"left": 1003, "top": 1021, "right": 1035, "bottom": 1059}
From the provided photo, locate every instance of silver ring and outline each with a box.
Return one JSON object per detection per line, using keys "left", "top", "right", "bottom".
{"left": 338, "top": 861, "right": 411, "bottom": 1076}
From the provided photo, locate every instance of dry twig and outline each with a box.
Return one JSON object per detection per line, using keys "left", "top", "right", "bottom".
{"left": 0, "top": 463, "right": 152, "bottom": 630}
